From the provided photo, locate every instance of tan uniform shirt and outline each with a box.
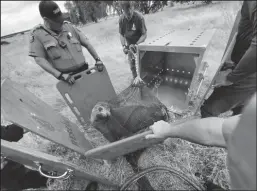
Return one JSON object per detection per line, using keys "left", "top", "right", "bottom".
{"left": 29, "top": 21, "right": 87, "bottom": 73}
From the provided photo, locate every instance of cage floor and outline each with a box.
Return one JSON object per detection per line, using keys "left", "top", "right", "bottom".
{"left": 154, "top": 85, "right": 188, "bottom": 111}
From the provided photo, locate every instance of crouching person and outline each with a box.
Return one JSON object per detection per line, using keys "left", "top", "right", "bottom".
{"left": 1, "top": 124, "right": 48, "bottom": 190}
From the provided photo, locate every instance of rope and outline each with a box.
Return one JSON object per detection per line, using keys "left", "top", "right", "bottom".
{"left": 120, "top": 166, "right": 205, "bottom": 191}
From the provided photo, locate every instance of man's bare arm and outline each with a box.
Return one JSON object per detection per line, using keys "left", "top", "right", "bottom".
{"left": 147, "top": 115, "right": 241, "bottom": 148}
{"left": 175, "top": 116, "right": 240, "bottom": 148}
{"left": 79, "top": 36, "right": 101, "bottom": 60}
{"left": 136, "top": 33, "right": 147, "bottom": 45}
{"left": 34, "top": 57, "right": 61, "bottom": 78}
{"left": 120, "top": 34, "right": 126, "bottom": 46}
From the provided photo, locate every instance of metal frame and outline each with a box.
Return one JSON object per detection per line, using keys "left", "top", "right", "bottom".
{"left": 137, "top": 29, "right": 216, "bottom": 113}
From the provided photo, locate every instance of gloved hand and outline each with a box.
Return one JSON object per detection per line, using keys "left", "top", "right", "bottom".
{"left": 129, "top": 44, "right": 137, "bottom": 54}
{"left": 1, "top": 157, "right": 8, "bottom": 170}
{"left": 220, "top": 61, "right": 236, "bottom": 71}
{"left": 95, "top": 60, "right": 104, "bottom": 72}
{"left": 212, "top": 69, "right": 233, "bottom": 88}
{"left": 123, "top": 46, "right": 129, "bottom": 55}
{"left": 60, "top": 73, "right": 75, "bottom": 85}
{"left": 132, "top": 76, "right": 145, "bottom": 87}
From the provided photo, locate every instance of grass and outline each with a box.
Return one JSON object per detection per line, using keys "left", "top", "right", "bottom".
{"left": 1, "top": 1, "right": 242, "bottom": 190}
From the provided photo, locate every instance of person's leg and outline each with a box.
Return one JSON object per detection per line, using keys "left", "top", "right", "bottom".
{"left": 85, "top": 181, "right": 98, "bottom": 190}
{"left": 20, "top": 168, "right": 48, "bottom": 189}
{"left": 200, "top": 77, "right": 256, "bottom": 118}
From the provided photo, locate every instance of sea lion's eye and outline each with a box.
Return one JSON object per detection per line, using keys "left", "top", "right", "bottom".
{"left": 98, "top": 107, "right": 103, "bottom": 112}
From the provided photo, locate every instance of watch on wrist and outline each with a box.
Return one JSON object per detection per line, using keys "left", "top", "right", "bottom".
{"left": 95, "top": 57, "right": 101, "bottom": 62}
{"left": 57, "top": 72, "right": 63, "bottom": 80}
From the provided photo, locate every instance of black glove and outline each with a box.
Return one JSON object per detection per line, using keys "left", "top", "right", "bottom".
{"left": 129, "top": 44, "right": 137, "bottom": 54}
{"left": 123, "top": 46, "right": 129, "bottom": 55}
{"left": 95, "top": 58, "right": 104, "bottom": 72}
{"left": 220, "top": 61, "right": 236, "bottom": 71}
{"left": 58, "top": 73, "right": 75, "bottom": 85}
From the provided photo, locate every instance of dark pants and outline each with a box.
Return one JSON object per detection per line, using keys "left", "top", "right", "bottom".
{"left": 1, "top": 161, "right": 47, "bottom": 190}
{"left": 200, "top": 74, "right": 256, "bottom": 118}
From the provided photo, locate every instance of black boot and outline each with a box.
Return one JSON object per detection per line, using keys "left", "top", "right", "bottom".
{"left": 85, "top": 181, "right": 98, "bottom": 191}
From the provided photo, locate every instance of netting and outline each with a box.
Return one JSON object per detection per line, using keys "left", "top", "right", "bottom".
{"left": 91, "top": 84, "right": 170, "bottom": 143}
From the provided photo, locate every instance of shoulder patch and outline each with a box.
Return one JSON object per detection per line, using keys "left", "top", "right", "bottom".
{"left": 29, "top": 33, "right": 34, "bottom": 43}
{"left": 31, "top": 24, "right": 43, "bottom": 33}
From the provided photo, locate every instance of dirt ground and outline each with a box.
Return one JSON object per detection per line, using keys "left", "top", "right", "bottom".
{"left": 1, "top": 1, "right": 242, "bottom": 190}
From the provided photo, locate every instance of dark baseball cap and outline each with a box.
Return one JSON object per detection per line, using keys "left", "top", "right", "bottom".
{"left": 39, "top": 1, "right": 64, "bottom": 23}
{"left": 120, "top": 1, "right": 133, "bottom": 9}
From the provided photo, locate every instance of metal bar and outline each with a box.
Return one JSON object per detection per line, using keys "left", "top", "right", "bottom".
{"left": 138, "top": 45, "right": 205, "bottom": 54}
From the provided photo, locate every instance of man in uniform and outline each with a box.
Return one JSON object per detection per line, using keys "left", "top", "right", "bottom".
{"left": 119, "top": 1, "right": 147, "bottom": 80}
{"left": 29, "top": 1, "right": 104, "bottom": 85}
{"left": 146, "top": 93, "right": 256, "bottom": 190}
{"left": 200, "top": 1, "right": 256, "bottom": 118}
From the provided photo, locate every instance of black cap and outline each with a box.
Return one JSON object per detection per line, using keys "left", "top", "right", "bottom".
{"left": 39, "top": 1, "right": 64, "bottom": 23}
{"left": 120, "top": 1, "right": 133, "bottom": 9}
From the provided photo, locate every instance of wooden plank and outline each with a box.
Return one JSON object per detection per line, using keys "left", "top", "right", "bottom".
{"left": 56, "top": 65, "right": 117, "bottom": 127}
{"left": 84, "top": 116, "right": 198, "bottom": 160}
{"left": 1, "top": 140, "right": 118, "bottom": 187}
{"left": 1, "top": 79, "right": 92, "bottom": 155}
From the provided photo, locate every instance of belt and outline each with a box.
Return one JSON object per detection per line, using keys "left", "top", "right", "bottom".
{"left": 63, "top": 62, "right": 89, "bottom": 75}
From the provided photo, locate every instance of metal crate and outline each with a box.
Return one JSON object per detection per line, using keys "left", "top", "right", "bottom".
{"left": 137, "top": 28, "right": 216, "bottom": 113}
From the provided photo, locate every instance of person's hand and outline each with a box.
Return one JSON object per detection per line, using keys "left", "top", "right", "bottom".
{"left": 61, "top": 74, "right": 75, "bottom": 85}
{"left": 145, "top": 120, "right": 173, "bottom": 139}
{"left": 220, "top": 61, "right": 236, "bottom": 71}
{"left": 129, "top": 44, "right": 137, "bottom": 53}
{"left": 212, "top": 69, "right": 233, "bottom": 88}
{"left": 123, "top": 46, "right": 129, "bottom": 55}
{"left": 132, "top": 76, "right": 145, "bottom": 86}
{"left": 1, "top": 157, "right": 8, "bottom": 170}
{"left": 95, "top": 60, "right": 104, "bottom": 72}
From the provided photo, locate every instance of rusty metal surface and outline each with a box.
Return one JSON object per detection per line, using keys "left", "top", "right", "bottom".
{"left": 1, "top": 140, "right": 117, "bottom": 187}
{"left": 1, "top": 79, "right": 92, "bottom": 154}
{"left": 56, "top": 65, "right": 117, "bottom": 128}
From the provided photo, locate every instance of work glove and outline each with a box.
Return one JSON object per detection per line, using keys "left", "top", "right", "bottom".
{"left": 220, "top": 61, "right": 236, "bottom": 71}
{"left": 212, "top": 69, "right": 233, "bottom": 88}
{"left": 95, "top": 59, "right": 104, "bottom": 72}
{"left": 132, "top": 76, "right": 145, "bottom": 87}
{"left": 129, "top": 44, "right": 137, "bottom": 54}
{"left": 59, "top": 73, "right": 75, "bottom": 85}
{"left": 123, "top": 46, "right": 129, "bottom": 55}
{"left": 1, "top": 156, "right": 8, "bottom": 170}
